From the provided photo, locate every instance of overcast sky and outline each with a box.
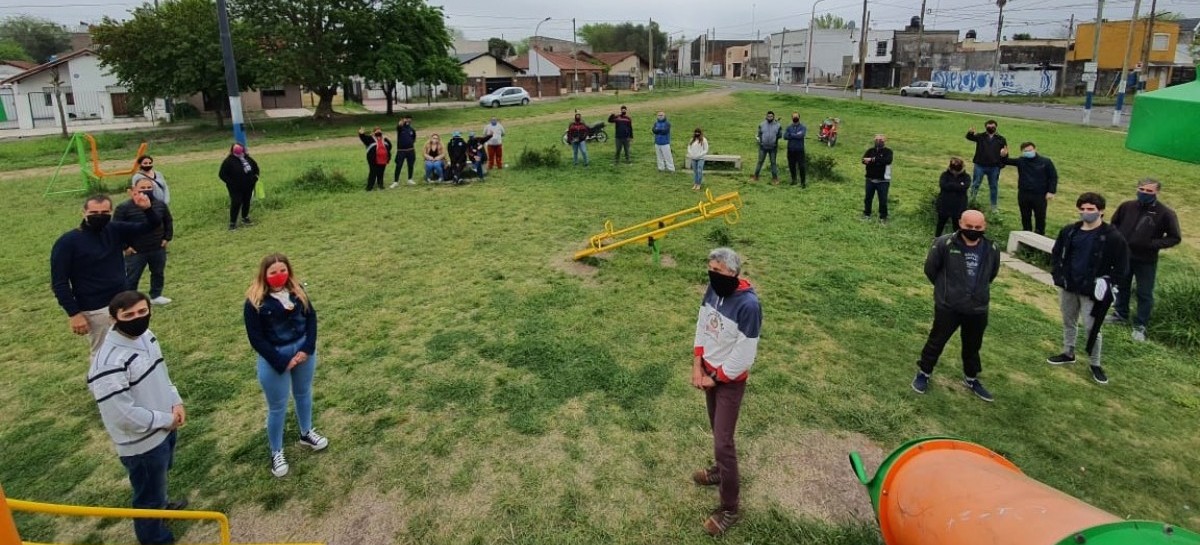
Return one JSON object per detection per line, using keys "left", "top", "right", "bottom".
{"left": 1, "top": 0, "right": 1194, "bottom": 43}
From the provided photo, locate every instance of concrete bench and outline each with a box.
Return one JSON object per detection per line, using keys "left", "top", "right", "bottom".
{"left": 684, "top": 154, "right": 742, "bottom": 170}
{"left": 1006, "top": 230, "right": 1055, "bottom": 255}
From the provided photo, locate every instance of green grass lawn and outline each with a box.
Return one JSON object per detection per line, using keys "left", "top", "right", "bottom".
{"left": 2, "top": 89, "right": 1198, "bottom": 545}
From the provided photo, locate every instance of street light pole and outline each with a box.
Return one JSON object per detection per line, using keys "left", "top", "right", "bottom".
{"left": 806, "top": 0, "right": 829, "bottom": 93}
{"left": 989, "top": 0, "right": 1006, "bottom": 97}
{"left": 776, "top": 27, "right": 786, "bottom": 92}
{"left": 215, "top": 0, "right": 244, "bottom": 146}
{"left": 534, "top": 17, "right": 550, "bottom": 99}
{"left": 1112, "top": 0, "right": 1143, "bottom": 126}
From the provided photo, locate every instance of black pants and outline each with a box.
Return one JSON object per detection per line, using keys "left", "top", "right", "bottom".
{"left": 366, "top": 163, "right": 387, "bottom": 190}
{"left": 226, "top": 183, "right": 254, "bottom": 224}
{"left": 394, "top": 149, "right": 415, "bottom": 182}
{"left": 786, "top": 149, "right": 807, "bottom": 186}
{"left": 936, "top": 210, "right": 963, "bottom": 237}
{"left": 918, "top": 306, "right": 988, "bottom": 379}
{"left": 615, "top": 138, "right": 631, "bottom": 163}
{"left": 1017, "top": 192, "right": 1048, "bottom": 234}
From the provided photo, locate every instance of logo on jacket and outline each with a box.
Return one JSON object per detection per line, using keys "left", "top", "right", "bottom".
{"left": 705, "top": 310, "right": 723, "bottom": 336}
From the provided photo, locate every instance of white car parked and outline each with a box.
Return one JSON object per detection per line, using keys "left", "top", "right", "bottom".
{"left": 479, "top": 87, "right": 530, "bottom": 108}
{"left": 899, "top": 81, "right": 948, "bottom": 98}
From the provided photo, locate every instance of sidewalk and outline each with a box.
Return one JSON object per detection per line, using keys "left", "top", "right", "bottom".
{"left": 0, "top": 119, "right": 160, "bottom": 141}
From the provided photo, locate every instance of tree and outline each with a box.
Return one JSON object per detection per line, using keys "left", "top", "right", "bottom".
{"left": 0, "top": 38, "right": 31, "bottom": 62}
{"left": 578, "top": 22, "right": 668, "bottom": 67}
{"left": 1012, "top": 32, "right": 1033, "bottom": 41}
{"left": 514, "top": 37, "right": 530, "bottom": 56}
{"left": 488, "top": 37, "right": 514, "bottom": 58}
{"left": 814, "top": 14, "right": 849, "bottom": 30}
{"left": 357, "top": 0, "right": 462, "bottom": 115}
{"left": 90, "top": 0, "right": 261, "bottom": 128}
{"left": 0, "top": 16, "right": 70, "bottom": 63}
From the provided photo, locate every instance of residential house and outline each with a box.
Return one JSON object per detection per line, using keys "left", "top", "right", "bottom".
{"left": 0, "top": 60, "right": 35, "bottom": 80}
{"left": 529, "top": 36, "right": 592, "bottom": 55}
{"left": 724, "top": 44, "right": 751, "bottom": 79}
{"left": 687, "top": 37, "right": 756, "bottom": 77}
{"left": 1070, "top": 18, "right": 1187, "bottom": 92}
{"left": 892, "top": 16, "right": 960, "bottom": 84}
{"left": 516, "top": 48, "right": 607, "bottom": 92}
{"left": 1171, "top": 18, "right": 1198, "bottom": 85}
{"left": 770, "top": 28, "right": 891, "bottom": 86}
{"left": 455, "top": 52, "right": 522, "bottom": 99}
{"left": 183, "top": 84, "right": 305, "bottom": 115}
{"left": 748, "top": 42, "right": 771, "bottom": 80}
{"left": 589, "top": 51, "right": 647, "bottom": 88}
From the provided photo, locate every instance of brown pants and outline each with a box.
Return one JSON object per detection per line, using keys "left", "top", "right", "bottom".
{"left": 706, "top": 379, "right": 746, "bottom": 512}
{"left": 83, "top": 308, "right": 114, "bottom": 358}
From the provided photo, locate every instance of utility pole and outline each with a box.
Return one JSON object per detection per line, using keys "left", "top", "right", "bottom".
{"left": 989, "top": 0, "right": 1006, "bottom": 96}
{"left": 776, "top": 28, "right": 787, "bottom": 91}
{"left": 534, "top": 17, "right": 550, "bottom": 99}
{"left": 216, "top": 0, "right": 245, "bottom": 145}
{"left": 806, "top": 0, "right": 830, "bottom": 93}
{"left": 649, "top": 18, "right": 654, "bottom": 91}
{"left": 572, "top": 18, "right": 579, "bottom": 94}
{"left": 1112, "top": 0, "right": 1142, "bottom": 126}
{"left": 1138, "top": 0, "right": 1158, "bottom": 91}
{"left": 915, "top": 0, "right": 928, "bottom": 81}
{"left": 1059, "top": 14, "right": 1074, "bottom": 96}
{"left": 1083, "top": 0, "right": 1105, "bottom": 124}
{"left": 857, "top": 0, "right": 868, "bottom": 99}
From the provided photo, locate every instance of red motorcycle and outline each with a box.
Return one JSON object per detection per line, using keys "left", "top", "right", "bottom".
{"left": 817, "top": 117, "right": 840, "bottom": 147}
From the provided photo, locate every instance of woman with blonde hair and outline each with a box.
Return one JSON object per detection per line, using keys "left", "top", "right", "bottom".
{"left": 243, "top": 253, "right": 328, "bottom": 478}
{"left": 422, "top": 134, "right": 447, "bottom": 182}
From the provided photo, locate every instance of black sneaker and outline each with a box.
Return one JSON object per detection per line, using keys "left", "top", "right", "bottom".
{"left": 1090, "top": 366, "right": 1109, "bottom": 385}
{"left": 165, "top": 499, "right": 189, "bottom": 510}
{"left": 963, "top": 378, "right": 994, "bottom": 402}
{"left": 1047, "top": 353, "right": 1076, "bottom": 365}
{"left": 228, "top": 222, "right": 237, "bottom": 231}
{"left": 911, "top": 371, "right": 930, "bottom": 394}
{"left": 241, "top": 217, "right": 253, "bottom": 225}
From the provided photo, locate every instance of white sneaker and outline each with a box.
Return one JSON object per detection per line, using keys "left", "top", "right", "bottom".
{"left": 389, "top": 181, "right": 399, "bottom": 189}
{"left": 406, "top": 179, "right": 415, "bottom": 186}
{"left": 270, "top": 450, "right": 289, "bottom": 478}
{"left": 150, "top": 296, "right": 173, "bottom": 305}
{"left": 1132, "top": 327, "right": 1147, "bottom": 342}
{"left": 299, "top": 429, "right": 329, "bottom": 451}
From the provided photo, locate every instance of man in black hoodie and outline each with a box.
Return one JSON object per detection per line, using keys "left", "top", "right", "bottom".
{"left": 392, "top": 116, "right": 417, "bottom": 187}
{"left": 912, "top": 210, "right": 1001, "bottom": 402}
{"left": 115, "top": 178, "right": 175, "bottom": 306}
{"left": 1047, "top": 192, "right": 1129, "bottom": 385}
{"left": 861, "top": 134, "right": 894, "bottom": 222}
{"left": 1001, "top": 141, "right": 1057, "bottom": 235}
{"left": 1108, "top": 178, "right": 1181, "bottom": 342}
{"left": 965, "top": 120, "right": 1007, "bottom": 211}
{"left": 608, "top": 105, "right": 633, "bottom": 164}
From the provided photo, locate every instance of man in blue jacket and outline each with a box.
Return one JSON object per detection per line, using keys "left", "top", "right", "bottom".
{"left": 651, "top": 111, "right": 675, "bottom": 173}
{"left": 392, "top": 116, "right": 417, "bottom": 187}
{"left": 783, "top": 112, "right": 807, "bottom": 187}
{"left": 608, "top": 105, "right": 634, "bottom": 165}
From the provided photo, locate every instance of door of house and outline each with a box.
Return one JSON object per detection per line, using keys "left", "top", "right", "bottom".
{"left": 111, "top": 93, "right": 130, "bottom": 116}
{"left": 0, "top": 88, "right": 17, "bottom": 129}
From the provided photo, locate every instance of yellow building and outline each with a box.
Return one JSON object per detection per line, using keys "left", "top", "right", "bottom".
{"left": 724, "top": 45, "right": 752, "bottom": 79}
{"left": 1071, "top": 19, "right": 1181, "bottom": 90}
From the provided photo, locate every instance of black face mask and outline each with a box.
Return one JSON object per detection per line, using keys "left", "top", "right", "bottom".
{"left": 115, "top": 314, "right": 151, "bottom": 337}
{"left": 374, "top": 132, "right": 383, "bottom": 138}
{"left": 985, "top": 126, "right": 996, "bottom": 134}
{"left": 140, "top": 190, "right": 154, "bottom": 199}
{"left": 708, "top": 270, "right": 740, "bottom": 298}
{"left": 140, "top": 165, "right": 153, "bottom": 171}
{"left": 792, "top": 117, "right": 800, "bottom": 123}
{"left": 961, "top": 229, "right": 985, "bottom": 242}
{"left": 85, "top": 213, "right": 111, "bottom": 231}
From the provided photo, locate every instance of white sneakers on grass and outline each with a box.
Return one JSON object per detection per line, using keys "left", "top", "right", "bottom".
{"left": 150, "top": 296, "right": 172, "bottom": 305}
{"left": 270, "top": 451, "right": 289, "bottom": 478}
{"left": 270, "top": 430, "right": 329, "bottom": 478}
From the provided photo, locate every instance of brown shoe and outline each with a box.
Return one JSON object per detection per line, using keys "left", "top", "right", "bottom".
{"left": 749, "top": 175, "right": 759, "bottom": 182}
{"left": 771, "top": 178, "right": 780, "bottom": 185}
{"left": 703, "top": 509, "right": 741, "bottom": 535}
{"left": 692, "top": 466, "right": 720, "bottom": 486}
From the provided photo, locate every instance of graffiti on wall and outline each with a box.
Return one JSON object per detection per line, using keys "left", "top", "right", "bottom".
{"left": 932, "top": 70, "right": 1057, "bottom": 95}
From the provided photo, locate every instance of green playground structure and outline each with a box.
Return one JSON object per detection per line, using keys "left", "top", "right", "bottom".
{"left": 45, "top": 133, "right": 148, "bottom": 196}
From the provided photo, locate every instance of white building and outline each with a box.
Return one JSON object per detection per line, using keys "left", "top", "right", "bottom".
{"left": 769, "top": 28, "right": 894, "bottom": 84}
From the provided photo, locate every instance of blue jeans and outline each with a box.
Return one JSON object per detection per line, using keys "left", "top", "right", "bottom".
{"left": 754, "top": 147, "right": 778, "bottom": 179}
{"left": 1114, "top": 258, "right": 1158, "bottom": 328}
{"left": 256, "top": 338, "right": 317, "bottom": 453}
{"left": 572, "top": 141, "right": 589, "bottom": 165}
{"left": 864, "top": 179, "right": 890, "bottom": 219}
{"left": 691, "top": 158, "right": 705, "bottom": 185}
{"left": 472, "top": 160, "right": 485, "bottom": 179}
{"left": 119, "top": 431, "right": 176, "bottom": 545}
{"left": 125, "top": 249, "right": 167, "bottom": 298}
{"left": 424, "top": 160, "right": 443, "bottom": 181}
{"left": 970, "top": 164, "right": 1001, "bottom": 208}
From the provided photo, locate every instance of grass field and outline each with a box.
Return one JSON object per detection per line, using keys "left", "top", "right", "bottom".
{"left": 2, "top": 89, "right": 1198, "bottom": 545}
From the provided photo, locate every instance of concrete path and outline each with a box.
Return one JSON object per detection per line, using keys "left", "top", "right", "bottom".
{"left": 999, "top": 251, "right": 1054, "bottom": 286}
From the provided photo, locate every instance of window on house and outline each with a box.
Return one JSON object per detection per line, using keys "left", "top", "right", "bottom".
{"left": 876, "top": 41, "right": 888, "bottom": 56}
{"left": 66, "top": 93, "right": 75, "bottom": 105}
{"left": 1151, "top": 33, "right": 1169, "bottom": 51}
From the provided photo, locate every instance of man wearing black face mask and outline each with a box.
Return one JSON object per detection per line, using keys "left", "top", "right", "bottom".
{"left": 783, "top": 112, "right": 807, "bottom": 187}
{"left": 965, "top": 120, "right": 1006, "bottom": 212}
{"left": 1108, "top": 178, "right": 1181, "bottom": 342}
{"left": 89, "top": 290, "right": 187, "bottom": 545}
{"left": 51, "top": 194, "right": 160, "bottom": 358}
{"left": 115, "top": 179, "right": 175, "bottom": 306}
{"left": 913, "top": 210, "right": 1001, "bottom": 402}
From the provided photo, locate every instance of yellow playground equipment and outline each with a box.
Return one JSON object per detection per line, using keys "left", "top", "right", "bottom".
{"left": 46, "top": 133, "right": 149, "bottom": 196}
{"left": 1, "top": 484, "right": 322, "bottom": 545}
{"left": 574, "top": 189, "right": 744, "bottom": 261}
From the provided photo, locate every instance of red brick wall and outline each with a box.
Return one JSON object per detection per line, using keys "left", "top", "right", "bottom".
{"left": 514, "top": 75, "right": 562, "bottom": 97}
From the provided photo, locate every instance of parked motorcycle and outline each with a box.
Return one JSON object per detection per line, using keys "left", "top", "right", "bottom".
{"left": 817, "top": 117, "right": 840, "bottom": 147}
{"left": 562, "top": 122, "right": 609, "bottom": 145}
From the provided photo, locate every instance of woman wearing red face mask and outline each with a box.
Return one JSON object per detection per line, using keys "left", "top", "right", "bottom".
{"left": 243, "top": 253, "right": 328, "bottom": 478}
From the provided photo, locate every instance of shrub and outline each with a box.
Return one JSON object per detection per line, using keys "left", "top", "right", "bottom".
{"left": 291, "top": 165, "right": 357, "bottom": 193}
{"left": 808, "top": 154, "right": 841, "bottom": 182}
{"left": 1153, "top": 276, "right": 1200, "bottom": 351}
{"left": 516, "top": 146, "right": 563, "bottom": 169}
{"left": 170, "top": 102, "right": 200, "bottom": 121}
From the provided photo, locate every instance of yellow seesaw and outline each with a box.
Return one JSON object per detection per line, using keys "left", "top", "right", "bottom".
{"left": 573, "top": 189, "right": 744, "bottom": 261}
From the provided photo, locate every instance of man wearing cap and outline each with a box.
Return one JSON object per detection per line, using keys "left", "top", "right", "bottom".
{"left": 446, "top": 131, "right": 469, "bottom": 184}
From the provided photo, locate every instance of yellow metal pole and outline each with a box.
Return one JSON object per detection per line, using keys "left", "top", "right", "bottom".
{"left": 0, "top": 485, "right": 23, "bottom": 545}
{"left": 574, "top": 204, "right": 739, "bottom": 260}
{"left": 7, "top": 498, "right": 232, "bottom": 544}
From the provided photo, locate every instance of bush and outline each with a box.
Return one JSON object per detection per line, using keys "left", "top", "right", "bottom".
{"left": 1153, "top": 276, "right": 1200, "bottom": 351}
{"left": 516, "top": 146, "right": 563, "bottom": 169}
{"left": 170, "top": 102, "right": 200, "bottom": 121}
{"left": 808, "top": 154, "right": 841, "bottom": 181}
{"left": 291, "top": 165, "right": 357, "bottom": 193}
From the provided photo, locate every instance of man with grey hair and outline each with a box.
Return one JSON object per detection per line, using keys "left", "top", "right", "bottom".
{"left": 691, "top": 247, "right": 762, "bottom": 536}
{"left": 1108, "top": 178, "right": 1181, "bottom": 342}
{"left": 752, "top": 111, "right": 782, "bottom": 183}
{"left": 651, "top": 111, "right": 675, "bottom": 173}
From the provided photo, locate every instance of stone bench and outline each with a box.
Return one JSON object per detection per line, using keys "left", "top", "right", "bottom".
{"left": 1006, "top": 230, "right": 1055, "bottom": 255}
{"left": 684, "top": 154, "right": 742, "bottom": 170}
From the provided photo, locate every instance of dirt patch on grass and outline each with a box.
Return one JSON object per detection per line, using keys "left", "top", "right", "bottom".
{"left": 220, "top": 486, "right": 407, "bottom": 545}
{"left": 745, "top": 428, "right": 884, "bottom": 523}
{"left": 550, "top": 245, "right": 604, "bottom": 283}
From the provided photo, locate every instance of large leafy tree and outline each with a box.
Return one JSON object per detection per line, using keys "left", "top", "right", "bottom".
{"left": 487, "top": 37, "right": 514, "bottom": 58}
{"left": 90, "top": 0, "right": 260, "bottom": 127}
{"left": 357, "top": 0, "right": 462, "bottom": 115}
{"left": 578, "top": 22, "right": 668, "bottom": 67}
{"left": 0, "top": 38, "right": 31, "bottom": 62}
{"left": 0, "top": 16, "right": 70, "bottom": 63}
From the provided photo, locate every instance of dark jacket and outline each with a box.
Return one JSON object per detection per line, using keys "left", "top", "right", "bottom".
{"left": 359, "top": 133, "right": 393, "bottom": 165}
{"left": 567, "top": 121, "right": 589, "bottom": 143}
{"left": 396, "top": 123, "right": 417, "bottom": 150}
{"left": 218, "top": 153, "right": 260, "bottom": 188}
{"left": 965, "top": 130, "right": 1007, "bottom": 167}
{"left": 925, "top": 233, "right": 1001, "bottom": 315}
{"left": 862, "top": 146, "right": 893, "bottom": 180}
{"left": 608, "top": 113, "right": 633, "bottom": 139}
{"left": 1001, "top": 154, "right": 1058, "bottom": 195}
{"left": 1110, "top": 199, "right": 1181, "bottom": 262}
{"left": 937, "top": 170, "right": 970, "bottom": 214}
{"left": 50, "top": 209, "right": 161, "bottom": 315}
{"left": 244, "top": 291, "right": 317, "bottom": 374}
{"left": 447, "top": 136, "right": 468, "bottom": 164}
{"left": 1051, "top": 222, "right": 1130, "bottom": 294}
{"left": 467, "top": 134, "right": 492, "bottom": 162}
{"left": 784, "top": 122, "right": 807, "bottom": 151}
{"left": 114, "top": 198, "right": 173, "bottom": 254}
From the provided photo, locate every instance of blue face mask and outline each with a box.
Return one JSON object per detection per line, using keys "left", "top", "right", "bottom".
{"left": 1021, "top": 151, "right": 1036, "bottom": 159}
{"left": 1136, "top": 192, "right": 1157, "bottom": 205}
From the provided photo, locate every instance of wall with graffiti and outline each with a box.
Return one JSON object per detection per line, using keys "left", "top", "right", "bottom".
{"left": 931, "top": 70, "right": 1057, "bottom": 96}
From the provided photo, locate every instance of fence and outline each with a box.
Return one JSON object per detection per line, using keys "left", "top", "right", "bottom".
{"left": 0, "top": 88, "right": 17, "bottom": 130}
{"left": 653, "top": 74, "right": 697, "bottom": 89}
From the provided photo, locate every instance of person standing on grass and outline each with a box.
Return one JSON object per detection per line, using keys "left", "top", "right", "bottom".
{"left": 483, "top": 117, "right": 505, "bottom": 170}
{"left": 89, "top": 290, "right": 187, "bottom": 545}
{"left": 965, "top": 119, "right": 1007, "bottom": 212}
{"left": 936, "top": 157, "right": 970, "bottom": 237}
{"left": 115, "top": 178, "right": 174, "bottom": 306}
{"left": 783, "top": 112, "right": 807, "bottom": 187}
{"left": 912, "top": 210, "right": 1001, "bottom": 402}
{"left": 609, "top": 105, "right": 634, "bottom": 165}
{"left": 752, "top": 110, "right": 782, "bottom": 183}
{"left": 1001, "top": 141, "right": 1057, "bottom": 235}
{"left": 423, "top": 134, "right": 447, "bottom": 182}
{"left": 392, "top": 116, "right": 417, "bottom": 187}
{"left": 243, "top": 253, "right": 329, "bottom": 478}
{"left": 218, "top": 143, "right": 260, "bottom": 231}
{"left": 52, "top": 193, "right": 160, "bottom": 358}
{"left": 1047, "top": 192, "right": 1128, "bottom": 385}
{"left": 567, "top": 114, "right": 590, "bottom": 167}
{"left": 131, "top": 155, "right": 170, "bottom": 205}
{"left": 861, "top": 134, "right": 893, "bottom": 223}
{"left": 651, "top": 111, "right": 676, "bottom": 173}
{"left": 1108, "top": 178, "right": 1181, "bottom": 343}
{"left": 687, "top": 128, "right": 710, "bottom": 191}
{"left": 358, "top": 126, "right": 392, "bottom": 191}
{"left": 691, "top": 247, "right": 761, "bottom": 537}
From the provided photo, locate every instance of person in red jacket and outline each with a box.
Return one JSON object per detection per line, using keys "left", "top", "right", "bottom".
{"left": 567, "top": 113, "right": 590, "bottom": 167}
{"left": 357, "top": 127, "right": 392, "bottom": 191}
